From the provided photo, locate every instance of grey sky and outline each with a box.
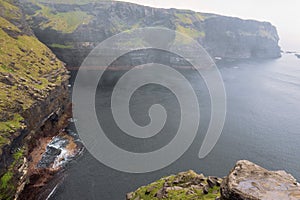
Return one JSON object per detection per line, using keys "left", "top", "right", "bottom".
{"left": 121, "top": 0, "right": 300, "bottom": 51}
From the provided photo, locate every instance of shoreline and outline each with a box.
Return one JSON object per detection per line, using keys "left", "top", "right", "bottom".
{"left": 18, "top": 104, "right": 83, "bottom": 200}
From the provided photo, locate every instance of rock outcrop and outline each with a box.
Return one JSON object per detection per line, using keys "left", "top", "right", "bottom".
{"left": 221, "top": 160, "right": 300, "bottom": 200}
{"left": 0, "top": 0, "right": 70, "bottom": 199}
{"left": 127, "top": 160, "right": 300, "bottom": 200}
{"left": 126, "top": 170, "right": 222, "bottom": 200}
{"left": 21, "top": 0, "right": 281, "bottom": 69}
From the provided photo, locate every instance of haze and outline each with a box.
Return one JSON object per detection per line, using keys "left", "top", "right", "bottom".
{"left": 122, "top": 0, "right": 300, "bottom": 51}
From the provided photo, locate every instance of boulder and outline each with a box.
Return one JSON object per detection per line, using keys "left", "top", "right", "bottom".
{"left": 221, "top": 160, "right": 300, "bottom": 200}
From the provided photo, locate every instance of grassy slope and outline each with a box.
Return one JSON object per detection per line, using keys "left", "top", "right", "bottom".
{"left": 0, "top": 0, "right": 66, "bottom": 153}
{"left": 0, "top": 0, "right": 68, "bottom": 197}
{"left": 128, "top": 170, "right": 221, "bottom": 200}
{"left": 26, "top": 0, "right": 208, "bottom": 41}
{"left": 27, "top": 0, "right": 94, "bottom": 33}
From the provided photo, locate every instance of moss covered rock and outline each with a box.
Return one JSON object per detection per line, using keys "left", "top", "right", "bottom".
{"left": 126, "top": 170, "right": 222, "bottom": 200}
{"left": 0, "top": 0, "right": 68, "bottom": 149}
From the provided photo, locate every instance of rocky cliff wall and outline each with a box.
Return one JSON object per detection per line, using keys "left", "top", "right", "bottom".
{"left": 0, "top": 0, "right": 70, "bottom": 199}
{"left": 22, "top": 0, "right": 281, "bottom": 69}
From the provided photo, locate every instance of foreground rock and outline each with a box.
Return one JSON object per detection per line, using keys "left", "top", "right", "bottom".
{"left": 127, "top": 160, "right": 300, "bottom": 200}
{"left": 221, "top": 160, "right": 300, "bottom": 200}
{"left": 126, "top": 170, "right": 222, "bottom": 200}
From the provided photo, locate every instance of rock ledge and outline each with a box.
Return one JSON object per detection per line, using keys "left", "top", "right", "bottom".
{"left": 221, "top": 160, "right": 300, "bottom": 200}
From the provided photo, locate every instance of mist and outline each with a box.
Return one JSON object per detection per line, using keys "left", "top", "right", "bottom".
{"left": 122, "top": 0, "right": 300, "bottom": 51}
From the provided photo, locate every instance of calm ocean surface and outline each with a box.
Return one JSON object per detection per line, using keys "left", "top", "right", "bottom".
{"left": 51, "top": 54, "right": 300, "bottom": 200}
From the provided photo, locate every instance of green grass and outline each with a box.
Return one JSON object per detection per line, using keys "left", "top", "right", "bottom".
{"left": 128, "top": 171, "right": 221, "bottom": 200}
{"left": 0, "top": 1, "right": 68, "bottom": 198}
{"left": 175, "top": 24, "right": 205, "bottom": 44}
{"left": 13, "top": 147, "right": 24, "bottom": 160}
{"left": 175, "top": 13, "right": 193, "bottom": 24}
{"left": 175, "top": 12, "right": 205, "bottom": 25}
{"left": 0, "top": 172, "right": 13, "bottom": 189}
{"left": 0, "top": 147, "right": 25, "bottom": 200}
{"left": 0, "top": 0, "right": 20, "bottom": 20}
{"left": 0, "top": 1, "right": 67, "bottom": 147}
{"left": 32, "top": 3, "right": 93, "bottom": 33}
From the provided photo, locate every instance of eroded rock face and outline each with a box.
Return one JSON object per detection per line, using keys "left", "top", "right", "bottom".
{"left": 0, "top": 0, "right": 71, "bottom": 199}
{"left": 221, "top": 160, "right": 300, "bottom": 200}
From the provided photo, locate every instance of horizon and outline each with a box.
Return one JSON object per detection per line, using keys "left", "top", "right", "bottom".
{"left": 120, "top": 0, "right": 300, "bottom": 51}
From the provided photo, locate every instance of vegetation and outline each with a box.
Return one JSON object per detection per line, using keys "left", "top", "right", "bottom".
{"left": 175, "top": 24, "right": 205, "bottom": 44}
{"left": 0, "top": 148, "right": 25, "bottom": 200}
{"left": 27, "top": 1, "right": 93, "bottom": 33}
{"left": 128, "top": 171, "right": 221, "bottom": 200}
{"left": 0, "top": 0, "right": 20, "bottom": 20}
{"left": 0, "top": 0, "right": 67, "bottom": 148}
{"left": 175, "top": 13, "right": 194, "bottom": 24}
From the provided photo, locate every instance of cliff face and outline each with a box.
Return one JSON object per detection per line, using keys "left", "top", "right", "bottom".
{"left": 203, "top": 17, "right": 281, "bottom": 59}
{"left": 21, "top": 0, "right": 281, "bottom": 68}
{"left": 0, "top": 0, "right": 70, "bottom": 199}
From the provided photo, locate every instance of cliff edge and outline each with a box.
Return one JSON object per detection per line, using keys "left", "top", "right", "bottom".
{"left": 0, "top": 0, "right": 70, "bottom": 199}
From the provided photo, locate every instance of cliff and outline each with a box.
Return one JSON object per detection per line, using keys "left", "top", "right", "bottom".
{"left": 0, "top": 0, "right": 70, "bottom": 199}
{"left": 21, "top": 0, "right": 281, "bottom": 68}
{"left": 0, "top": 1, "right": 284, "bottom": 199}
{"left": 127, "top": 160, "right": 300, "bottom": 200}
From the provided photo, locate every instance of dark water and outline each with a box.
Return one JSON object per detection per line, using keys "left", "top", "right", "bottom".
{"left": 51, "top": 54, "right": 300, "bottom": 200}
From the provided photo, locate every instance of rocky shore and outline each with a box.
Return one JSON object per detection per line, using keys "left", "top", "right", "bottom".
{"left": 127, "top": 160, "right": 300, "bottom": 200}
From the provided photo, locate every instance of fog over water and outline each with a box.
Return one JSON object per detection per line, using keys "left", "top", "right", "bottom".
{"left": 122, "top": 0, "right": 300, "bottom": 50}
{"left": 52, "top": 54, "right": 300, "bottom": 199}
{"left": 48, "top": 1, "right": 300, "bottom": 199}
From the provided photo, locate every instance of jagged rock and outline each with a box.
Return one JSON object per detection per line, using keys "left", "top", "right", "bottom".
{"left": 127, "top": 170, "right": 221, "bottom": 200}
{"left": 155, "top": 187, "right": 167, "bottom": 198}
{"left": 166, "top": 186, "right": 184, "bottom": 192}
{"left": 126, "top": 192, "right": 134, "bottom": 200}
{"left": 207, "top": 176, "right": 218, "bottom": 188}
{"left": 221, "top": 160, "right": 300, "bottom": 200}
{"left": 203, "top": 185, "right": 209, "bottom": 194}
{"left": 0, "top": 111, "right": 14, "bottom": 122}
{"left": 0, "top": 73, "right": 16, "bottom": 86}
